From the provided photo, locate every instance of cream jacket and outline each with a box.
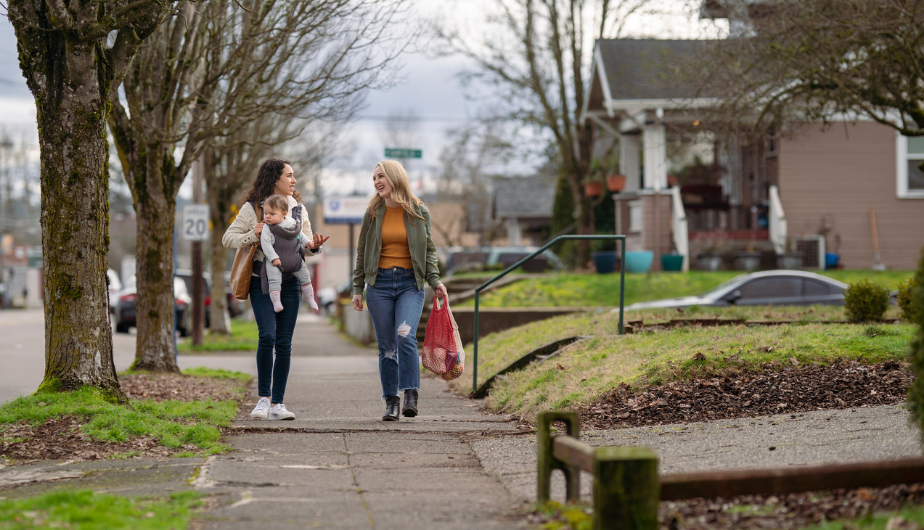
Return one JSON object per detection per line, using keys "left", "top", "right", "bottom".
{"left": 222, "top": 197, "right": 319, "bottom": 269}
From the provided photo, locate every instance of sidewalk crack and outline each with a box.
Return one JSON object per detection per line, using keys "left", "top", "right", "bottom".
{"left": 343, "top": 433, "right": 374, "bottom": 529}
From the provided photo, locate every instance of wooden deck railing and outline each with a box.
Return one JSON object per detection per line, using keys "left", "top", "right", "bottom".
{"left": 537, "top": 411, "right": 924, "bottom": 530}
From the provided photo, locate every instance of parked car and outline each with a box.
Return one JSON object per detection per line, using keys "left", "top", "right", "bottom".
{"left": 443, "top": 247, "right": 567, "bottom": 276}
{"left": 107, "top": 269, "right": 122, "bottom": 313}
{"left": 175, "top": 269, "right": 211, "bottom": 329}
{"left": 622, "top": 270, "right": 849, "bottom": 311}
{"left": 114, "top": 276, "right": 193, "bottom": 336}
{"left": 172, "top": 269, "right": 247, "bottom": 323}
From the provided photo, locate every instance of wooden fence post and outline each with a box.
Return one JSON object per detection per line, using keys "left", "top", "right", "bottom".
{"left": 537, "top": 411, "right": 581, "bottom": 503}
{"left": 593, "top": 446, "right": 659, "bottom": 530}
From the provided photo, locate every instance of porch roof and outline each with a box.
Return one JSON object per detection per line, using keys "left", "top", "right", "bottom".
{"left": 585, "top": 39, "right": 716, "bottom": 117}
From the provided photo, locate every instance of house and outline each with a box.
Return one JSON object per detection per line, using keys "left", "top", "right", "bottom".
{"left": 581, "top": 38, "right": 924, "bottom": 271}
{"left": 492, "top": 175, "right": 557, "bottom": 246}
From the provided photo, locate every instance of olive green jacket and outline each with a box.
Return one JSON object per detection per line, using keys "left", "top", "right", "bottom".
{"left": 352, "top": 202, "right": 441, "bottom": 295}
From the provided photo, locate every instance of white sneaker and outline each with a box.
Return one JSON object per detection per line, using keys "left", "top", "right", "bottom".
{"left": 250, "top": 397, "right": 271, "bottom": 419}
{"left": 269, "top": 403, "right": 295, "bottom": 421}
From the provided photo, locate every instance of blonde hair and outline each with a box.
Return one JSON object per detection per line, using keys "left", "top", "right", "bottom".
{"left": 263, "top": 194, "right": 289, "bottom": 213}
{"left": 366, "top": 160, "right": 424, "bottom": 220}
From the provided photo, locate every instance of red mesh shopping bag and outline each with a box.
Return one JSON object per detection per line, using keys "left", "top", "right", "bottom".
{"left": 421, "top": 297, "right": 465, "bottom": 380}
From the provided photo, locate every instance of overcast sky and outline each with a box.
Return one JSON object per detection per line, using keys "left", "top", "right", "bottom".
{"left": 0, "top": 0, "right": 725, "bottom": 198}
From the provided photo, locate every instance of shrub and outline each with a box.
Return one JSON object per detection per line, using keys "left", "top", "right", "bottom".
{"left": 843, "top": 280, "right": 890, "bottom": 323}
{"left": 905, "top": 247, "right": 924, "bottom": 443}
{"left": 898, "top": 277, "right": 921, "bottom": 323}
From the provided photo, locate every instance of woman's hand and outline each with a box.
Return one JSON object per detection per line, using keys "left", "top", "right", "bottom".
{"left": 307, "top": 232, "right": 330, "bottom": 249}
{"left": 254, "top": 222, "right": 265, "bottom": 237}
{"left": 351, "top": 294, "right": 364, "bottom": 312}
{"left": 434, "top": 283, "right": 448, "bottom": 302}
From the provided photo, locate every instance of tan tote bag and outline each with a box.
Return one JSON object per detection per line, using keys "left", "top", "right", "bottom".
{"left": 229, "top": 202, "right": 262, "bottom": 300}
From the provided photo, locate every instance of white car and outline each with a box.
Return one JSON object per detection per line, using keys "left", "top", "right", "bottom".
{"left": 107, "top": 269, "right": 122, "bottom": 312}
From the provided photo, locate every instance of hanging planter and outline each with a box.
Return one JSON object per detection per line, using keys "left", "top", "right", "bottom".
{"left": 584, "top": 181, "right": 604, "bottom": 197}
{"left": 606, "top": 174, "right": 626, "bottom": 192}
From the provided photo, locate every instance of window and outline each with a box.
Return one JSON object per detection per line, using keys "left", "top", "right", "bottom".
{"left": 629, "top": 200, "right": 643, "bottom": 233}
{"left": 803, "top": 279, "right": 832, "bottom": 296}
{"left": 897, "top": 134, "right": 924, "bottom": 198}
{"left": 737, "top": 278, "right": 802, "bottom": 300}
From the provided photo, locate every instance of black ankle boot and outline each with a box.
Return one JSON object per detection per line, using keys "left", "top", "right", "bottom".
{"left": 382, "top": 396, "right": 400, "bottom": 421}
{"left": 402, "top": 389, "right": 418, "bottom": 417}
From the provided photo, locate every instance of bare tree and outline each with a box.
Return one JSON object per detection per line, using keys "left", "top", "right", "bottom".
{"left": 436, "top": 0, "right": 650, "bottom": 263}
{"left": 435, "top": 116, "right": 515, "bottom": 246}
{"left": 697, "top": 0, "right": 924, "bottom": 139}
{"left": 109, "top": 0, "right": 412, "bottom": 370}
{"left": 7, "top": 0, "right": 173, "bottom": 394}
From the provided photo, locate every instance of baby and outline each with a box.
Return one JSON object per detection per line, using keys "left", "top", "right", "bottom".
{"left": 260, "top": 194, "right": 319, "bottom": 312}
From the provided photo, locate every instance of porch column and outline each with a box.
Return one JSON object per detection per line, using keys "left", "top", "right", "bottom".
{"left": 506, "top": 217, "right": 522, "bottom": 246}
{"left": 643, "top": 122, "right": 667, "bottom": 191}
{"left": 620, "top": 133, "right": 641, "bottom": 192}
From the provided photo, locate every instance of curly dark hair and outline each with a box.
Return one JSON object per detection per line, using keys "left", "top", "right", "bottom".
{"left": 240, "top": 158, "right": 302, "bottom": 206}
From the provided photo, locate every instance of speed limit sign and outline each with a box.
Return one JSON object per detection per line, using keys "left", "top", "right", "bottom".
{"left": 182, "top": 204, "right": 210, "bottom": 241}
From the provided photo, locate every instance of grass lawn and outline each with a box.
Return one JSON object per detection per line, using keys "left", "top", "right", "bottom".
{"left": 0, "top": 490, "right": 202, "bottom": 529}
{"left": 457, "top": 270, "right": 915, "bottom": 308}
{"left": 178, "top": 319, "right": 259, "bottom": 352}
{"left": 0, "top": 368, "right": 250, "bottom": 458}
{"left": 452, "top": 308, "right": 915, "bottom": 419}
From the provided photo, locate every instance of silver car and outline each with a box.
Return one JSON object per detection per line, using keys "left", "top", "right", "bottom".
{"left": 623, "top": 270, "right": 848, "bottom": 311}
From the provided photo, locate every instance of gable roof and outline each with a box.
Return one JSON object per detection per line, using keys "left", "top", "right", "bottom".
{"left": 595, "top": 39, "right": 711, "bottom": 102}
{"left": 492, "top": 176, "right": 556, "bottom": 219}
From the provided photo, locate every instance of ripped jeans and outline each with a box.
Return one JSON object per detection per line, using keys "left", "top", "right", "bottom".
{"left": 365, "top": 267, "right": 426, "bottom": 399}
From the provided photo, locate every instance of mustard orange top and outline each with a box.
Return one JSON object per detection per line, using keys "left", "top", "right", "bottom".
{"left": 377, "top": 206, "right": 413, "bottom": 269}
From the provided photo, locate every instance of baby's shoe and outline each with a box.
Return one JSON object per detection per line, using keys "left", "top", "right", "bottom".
{"left": 270, "top": 291, "right": 283, "bottom": 312}
{"left": 301, "top": 283, "right": 319, "bottom": 311}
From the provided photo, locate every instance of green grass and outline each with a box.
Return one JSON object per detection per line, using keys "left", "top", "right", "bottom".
{"left": 178, "top": 319, "right": 259, "bottom": 352}
{"left": 0, "top": 368, "right": 251, "bottom": 457}
{"left": 0, "top": 490, "right": 202, "bottom": 529}
{"left": 453, "top": 308, "right": 914, "bottom": 419}
{"left": 458, "top": 270, "right": 915, "bottom": 308}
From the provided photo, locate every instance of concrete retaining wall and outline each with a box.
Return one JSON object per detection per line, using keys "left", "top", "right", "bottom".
{"left": 342, "top": 304, "right": 376, "bottom": 345}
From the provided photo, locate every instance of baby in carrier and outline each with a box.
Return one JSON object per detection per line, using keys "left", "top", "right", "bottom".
{"left": 260, "top": 194, "right": 319, "bottom": 312}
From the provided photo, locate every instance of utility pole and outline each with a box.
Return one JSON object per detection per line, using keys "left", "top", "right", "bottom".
{"left": 191, "top": 160, "right": 205, "bottom": 346}
{"left": 0, "top": 136, "right": 12, "bottom": 310}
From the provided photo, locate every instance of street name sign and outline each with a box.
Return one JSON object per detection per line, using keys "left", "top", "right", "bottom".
{"left": 182, "top": 204, "right": 210, "bottom": 241}
{"left": 384, "top": 148, "right": 422, "bottom": 159}
{"left": 324, "top": 196, "right": 367, "bottom": 224}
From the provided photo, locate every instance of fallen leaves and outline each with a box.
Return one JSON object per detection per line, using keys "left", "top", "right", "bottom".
{"left": 662, "top": 483, "right": 924, "bottom": 530}
{"left": 580, "top": 359, "right": 911, "bottom": 430}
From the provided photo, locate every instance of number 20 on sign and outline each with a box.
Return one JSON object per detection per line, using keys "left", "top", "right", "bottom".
{"left": 182, "top": 204, "right": 210, "bottom": 242}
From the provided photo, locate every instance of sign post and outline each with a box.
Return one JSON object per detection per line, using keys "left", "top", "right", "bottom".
{"left": 181, "top": 204, "right": 210, "bottom": 242}
{"left": 324, "top": 197, "right": 367, "bottom": 284}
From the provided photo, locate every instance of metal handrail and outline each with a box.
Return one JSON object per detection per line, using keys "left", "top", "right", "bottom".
{"left": 472, "top": 235, "right": 627, "bottom": 392}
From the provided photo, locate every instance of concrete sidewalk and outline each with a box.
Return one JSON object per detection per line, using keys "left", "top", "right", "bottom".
{"left": 192, "top": 312, "right": 532, "bottom": 529}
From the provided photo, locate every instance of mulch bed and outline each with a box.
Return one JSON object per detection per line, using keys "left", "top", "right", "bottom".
{"left": 580, "top": 358, "right": 911, "bottom": 430}
{"left": 661, "top": 482, "right": 924, "bottom": 529}
{"left": 120, "top": 372, "right": 242, "bottom": 402}
{"left": 0, "top": 373, "right": 243, "bottom": 466}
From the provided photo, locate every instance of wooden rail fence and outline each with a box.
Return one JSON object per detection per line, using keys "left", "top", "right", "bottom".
{"left": 537, "top": 411, "right": 924, "bottom": 530}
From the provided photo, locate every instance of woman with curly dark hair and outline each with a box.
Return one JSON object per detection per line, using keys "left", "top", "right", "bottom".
{"left": 223, "top": 158, "right": 329, "bottom": 420}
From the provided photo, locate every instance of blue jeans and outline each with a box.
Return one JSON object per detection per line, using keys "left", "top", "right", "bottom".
{"left": 250, "top": 275, "right": 300, "bottom": 403}
{"left": 366, "top": 267, "right": 425, "bottom": 398}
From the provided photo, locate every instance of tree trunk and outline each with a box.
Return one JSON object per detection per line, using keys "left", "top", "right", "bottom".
{"left": 11, "top": 21, "right": 122, "bottom": 396}
{"left": 131, "top": 150, "right": 181, "bottom": 372}
{"left": 205, "top": 148, "right": 233, "bottom": 335}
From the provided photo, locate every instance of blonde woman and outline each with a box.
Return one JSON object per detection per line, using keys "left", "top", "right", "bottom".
{"left": 352, "top": 160, "right": 447, "bottom": 421}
